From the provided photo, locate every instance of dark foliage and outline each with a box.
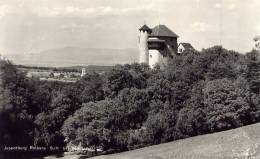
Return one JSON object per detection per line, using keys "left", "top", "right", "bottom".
{"left": 1, "top": 46, "right": 260, "bottom": 157}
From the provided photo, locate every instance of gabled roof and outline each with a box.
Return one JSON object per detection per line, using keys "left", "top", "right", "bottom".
{"left": 148, "top": 39, "right": 165, "bottom": 43}
{"left": 139, "top": 24, "right": 152, "bottom": 34}
{"left": 150, "top": 25, "right": 179, "bottom": 38}
{"left": 179, "top": 43, "right": 194, "bottom": 49}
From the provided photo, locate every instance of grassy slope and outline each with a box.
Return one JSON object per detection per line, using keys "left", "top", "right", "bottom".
{"left": 46, "top": 122, "right": 260, "bottom": 159}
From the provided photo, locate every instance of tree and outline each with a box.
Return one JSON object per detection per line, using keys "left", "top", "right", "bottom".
{"left": 103, "top": 66, "right": 134, "bottom": 98}
{"left": 62, "top": 100, "right": 113, "bottom": 151}
{"left": 0, "top": 60, "right": 35, "bottom": 146}
{"left": 34, "top": 85, "right": 82, "bottom": 147}
{"left": 176, "top": 107, "right": 206, "bottom": 137}
{"left": 245, "top": 50, "right": 260, "bottom": 94}
{"left": 143, "top": 112, "right": 169, "bottom": 144}
{"left": 76, "top": 72, "right": 104, "bottom": 103}
{"left": 205, "top": 60, "right": 237, "bottom": 80}
{"left": 112, "top": 88, "right": 150, "bottom": 130}
{"left": 176, "top": 81, "right": 208, "bottom": 136}
{"left": 203, "top": 78, "right": 251, "bottom": 132}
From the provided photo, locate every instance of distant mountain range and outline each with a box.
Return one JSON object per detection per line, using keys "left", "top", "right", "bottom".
{"left": 6, "top": 47, "right": 139, "bottom": 67}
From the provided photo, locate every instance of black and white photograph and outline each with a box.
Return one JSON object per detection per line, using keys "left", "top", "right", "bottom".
{"left": 0, "top": 0, "right": 260, "bottom": 158}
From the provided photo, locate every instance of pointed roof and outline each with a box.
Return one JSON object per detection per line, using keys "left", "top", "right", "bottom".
{"left": 139, "top": 24, "right": 152, "bottom": 34}
{"left": 179, "top": 43, "right": 194, "bottom": 49}
{"left": 150, "top": 25, "right": 179, "bottom": 38}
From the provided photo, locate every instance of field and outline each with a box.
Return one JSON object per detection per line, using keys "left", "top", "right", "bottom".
{"left": 43, "top": 122, "right": 260, "bottom": 159}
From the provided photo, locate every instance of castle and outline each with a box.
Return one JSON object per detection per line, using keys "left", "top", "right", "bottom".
{"left": 138, "top": 24, "right": 179, "bottom": 68}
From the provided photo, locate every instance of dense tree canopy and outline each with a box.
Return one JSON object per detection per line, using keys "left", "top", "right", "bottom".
{"left": 1, "top": 46, "right": 260, "bottom": 157}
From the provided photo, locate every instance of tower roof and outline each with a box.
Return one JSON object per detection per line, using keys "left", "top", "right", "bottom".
{"left": 150, "top": 25, "right": 179, "bottom": 38}
{"left": 139, "top": 24, "right": 152, "bottom": 33}
{"left": 179, "top": 43, "right": 194, "bottom": 49}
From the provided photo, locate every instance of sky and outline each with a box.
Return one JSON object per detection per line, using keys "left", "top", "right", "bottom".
{"left": 0, "top": 0, "right": 260, "bottom": 55}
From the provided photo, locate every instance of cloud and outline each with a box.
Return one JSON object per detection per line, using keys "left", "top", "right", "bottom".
{"left": 256, "top": 24, "right": 260, "bottom": 32}
{"left": 60, "top": 23, "right": 92, "bottom": 33}
{"left": 0, "top": 4, "right": 20, "bottom": 17}
{"left": 0, "top": 4, "right": 156, "bottom": 18}
{"left": 227, "top": 4, "right": 236, "bottom": 10}
{"left": 190, "top": 21, "right": 212, "bottom": 32}
{"left": 0, "top": 4, "right": 35, "bottom": 18}
{"left": 214, "top": 3, "right": 222, "bottom": 9}
{"left": 195, "top": 0, "right": 200, "bottom": 8}
{"left": 214, "top": 3, "right": 236, "bottom": 10}
{"left": 33, "top": 6, "right": 110, "bottom": 17}
{"left": 33, "top": 5, "right": 155, "bottom": 18}
{"left": 60, "top": 23, "right": 86, "bottom": 30}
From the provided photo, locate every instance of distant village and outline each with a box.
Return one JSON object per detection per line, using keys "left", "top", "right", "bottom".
{"left": 26, "top": 70, "right": 80, "bottom": 82}
{"left": 16, "top": 66, "right": 80, "bottom": 82}
{"left": 14, "top": 65, "right": 113, "bottom": 82}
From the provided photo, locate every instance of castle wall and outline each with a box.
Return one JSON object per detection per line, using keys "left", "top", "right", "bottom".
{"left": 139, "top": 31, "right": 149, "bottom": 63}
{"left": 149, "top": 49, "right": 160, "bottom": 68}
{"left": 148, "top": 49, "right": 168, "bottom": 69}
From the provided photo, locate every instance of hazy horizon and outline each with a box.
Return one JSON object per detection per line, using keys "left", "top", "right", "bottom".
{"left": 4, "top": 47, "right": 139, "bottom": 67}
{"left": 0, "top": 0, "right": 260, "bottom": 56}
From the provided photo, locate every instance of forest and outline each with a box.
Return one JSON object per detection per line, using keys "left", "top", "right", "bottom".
{"left": 1, "top": 46, "right": 260, "bottom": 158}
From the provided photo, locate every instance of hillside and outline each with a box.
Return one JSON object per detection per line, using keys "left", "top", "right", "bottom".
{"left": 45, "top": 122, "right": 260, "bottom": 159}
{"left": 91, "top": 123, "right": 260, "bottom": 159}
{"left": 5, "top": 47, "right": 139, "bottom": 67}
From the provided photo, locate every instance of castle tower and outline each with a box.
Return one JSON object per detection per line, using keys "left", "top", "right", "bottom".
{"left": 138, "top": 24, "right": 152, "bottom": 64}
{"left": 138, "top": 24, "right": 179, "bottom": 69}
